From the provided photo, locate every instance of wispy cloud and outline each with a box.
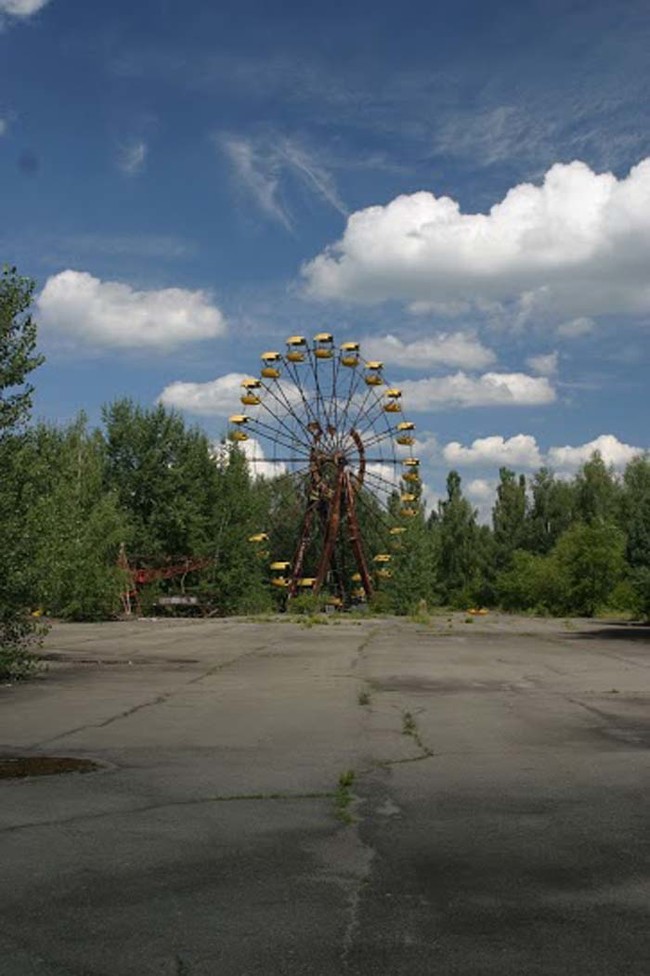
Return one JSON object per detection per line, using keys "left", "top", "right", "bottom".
{"left": 118, "top": 139, "right": 148, "bottom": 176}
{"left": 218, "top": 132, "right": 347, "bottom": 230}
{"left": 220, "top": 136, "right": 292, "bottom": 230}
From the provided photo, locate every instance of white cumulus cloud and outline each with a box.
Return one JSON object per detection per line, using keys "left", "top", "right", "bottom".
{"left": 556, "top": 316, "right": 594, "bottom": 339}
{"left": 213, "top": 437, "right": 287, "bottom": 480}
{"left": 160, "top": 373, "right": 301, "bottom": 417}
{"left": 0, "top": 0, "right": 50, "bottom": 17}
{"left": 525, "top": 351, "right": 558, "bottom": 376}
{"left": 160, "top": 373, "right": 247, "bottom": 416}
{"left": 443, "top": 434, "right": 543, "bottom": 469}
{"left": 302, "top": 158, "right": 650, "bottom": 324}
{"left": 400, "top": 371, "right": 555, "bottom": 410}
{"left": 547, "top": 434, "right": 644, "bottom": 471}
{"left": 37, "top": 270, "right": 227, "bottom": 350}
{"left": 362, "top": 332, "right": 496, "bottom": 370}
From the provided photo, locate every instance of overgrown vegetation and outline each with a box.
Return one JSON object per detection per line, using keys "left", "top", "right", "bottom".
{"left": 1, "top": 265, "right": 650, "bottom": 678}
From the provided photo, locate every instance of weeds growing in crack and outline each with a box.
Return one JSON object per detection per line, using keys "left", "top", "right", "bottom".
{"left": 335, "top": 770, "right": 356, "bottom": 825}
{"left": 401, "top": 709, "right": 433, "bottom": 758}
{"left": 402, "top": 710, "right": 417, "bottom": 737}
{"left": 358, "top": 689, "right": 371, "bottom": 706}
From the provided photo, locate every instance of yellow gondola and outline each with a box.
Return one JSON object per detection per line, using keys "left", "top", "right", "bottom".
{"left": 241, "top": 392, "right": 261, "bottom": 406}
{"left": 401, "top": 493, "right": 417, "bottom": 503}
{"left": 389, "top": 526, "right": 406, "bottom": 536}
{"left": 351, "top": 572, "right": 362, "bottom": 582}
{"left": 340, "top": 341, "right": 360, "bottom": 367}
{"left": 400, "top": 507, "right": 418, "bottom": 518}
{"left": 248, "top": 533, "right": 269, "bottom": 543}
{"left": 314, "top": 332, "right": 334, "bottom": 359}
{"left": 373, "top": 553, "right": 392, "bottom": 564}
{"left": 403, "top": 472, "right": 421, "bottom": 484}
{"left": 298, "top": 577, "right": 317, "bottom": 587}
{"left": 270, "top": 561, "right": 291, "bottom": 571}
{"left": 395, "top": 420, "right": 415, "bottom": 446}
{"left": 272, "top": 577, "right": 289, "bottom": 588}
{"left": 352, "top": 587, "right": 366, "bottom": 599}
{"left": 229, "top": 430, "right": 249, "bottom": 442}
{"left": 364, "top": 361, "right": 384, "bottom": 386}
{"left": 229, "top": 414, "right": 249, "bottom": 425}
{"left": 286, "top": 336, "right": 306, "bottom": 363}
{"left": 376, "top": 569, "right": 392, "bottom": 580}
{"left": 261, "top": 351, "right": 281, "bottom": 378}
{"left": 403, "top": 457, "right": 419, "bottom": 467}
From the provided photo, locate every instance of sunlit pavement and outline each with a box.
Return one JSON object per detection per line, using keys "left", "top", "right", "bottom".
{"left": 1, "top": 613, "right": 649, "bottom": 975}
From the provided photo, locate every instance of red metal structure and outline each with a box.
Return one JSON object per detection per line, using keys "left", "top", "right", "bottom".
{"left": 117, "top": 545, "right": 212, "bottom": 615}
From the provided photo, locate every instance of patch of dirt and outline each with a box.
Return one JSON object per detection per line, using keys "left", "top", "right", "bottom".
{"left": 0, "top": 756, "right": 103, "bottom": 779}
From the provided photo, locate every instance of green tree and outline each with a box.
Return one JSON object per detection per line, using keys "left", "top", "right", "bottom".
{"left": 574, "top": 452, "right": 620, "bottom": 524}
{"left": 492, "top": 468, "right": 527, "bottom": 569}
{"left": 437, "top": 471, "right": 480, "bottom": 606}
{"left": 0, "top": 267, "right": 46, "bottom": 678}
{"left": 620, "top": 454, "right": 650, "bottom": 618}
{"left": 19, "top": 418, "right": 129, "bottom": 620}
{"left": 386, "top": 509, "right": 439, "bottom": 614}
{"left": 553, "top": 521, "right": 626, "bottom": 616}
{"left": 0, "top": 266, "right": 44, "bottom": 434}
{"left": 525, "top": 467, "right": 576, "bottom": 554}
{"left": 496, "top": 549, "right": 563, "bottom": 613}
{"left": 102, "top": 399, "right": 219, "bottom": 558}
{"left": 209, "top": 444, "right": 272, "bottom": 614}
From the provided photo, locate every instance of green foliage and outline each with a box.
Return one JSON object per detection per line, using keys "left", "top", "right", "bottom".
{"left": 103, "top": 399, "right": 218, "bottom": 558}
{"left": 553, "top": 520, "right": 626, "bottom": 616}
{"left": 492, "top": 468, "right": 527, "bottom": 569}
{"left": 496, "top": 550, "right": 563, "bottom": 613}
{"left": 18, "top": 419, "right": 129, "bottom": 620}
{"left": 0, "top": 266, "right": 44, "bottom": 434}
{"left": 287, "top": 592, "right": 326, "bottom": 616}
{"left": 525, "top": 467, "right": 576, "bottom": 554}
{"left": 437, "top": 472, "right": 481, "bottom": 605}
{"left": 385, "top": 512, "right": 438, "bottom": 614}
{"left": 497, "top": 522, "right": 626, "bottom": 617}
{"left": 0, "top": 610, "right": 44, "bottom": 681}
{"left": 0, "top": 267, "right": 46, "bottom": 674}
{"left": 620, "top": 455, "right": 650, "bottom": 618}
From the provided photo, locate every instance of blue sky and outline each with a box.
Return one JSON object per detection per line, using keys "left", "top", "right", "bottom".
{"left": 2, "top": 0, "right": 649, "bottom": 513}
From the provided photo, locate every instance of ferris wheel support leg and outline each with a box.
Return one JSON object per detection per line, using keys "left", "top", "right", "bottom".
{"left": 344, "top": 473, "right": 374, "bottom": 600}
{"left": 288, "top": 500, "right": 317, "bottom": 598}
{"left": 313, "top": 468, "right": 345, "bottom": 596}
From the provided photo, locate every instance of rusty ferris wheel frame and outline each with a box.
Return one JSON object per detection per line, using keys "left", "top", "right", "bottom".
{"left": 228, "top": 334, "right": 420, "bottom": 604}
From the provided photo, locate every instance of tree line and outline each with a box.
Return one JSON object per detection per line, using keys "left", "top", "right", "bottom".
{"left": 1, "top": 266, "right": 649, "bottom": 675}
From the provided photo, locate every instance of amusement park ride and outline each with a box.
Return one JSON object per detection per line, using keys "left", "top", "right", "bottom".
{"left": 232, "top": 333, "right": 422, "bottom": 606}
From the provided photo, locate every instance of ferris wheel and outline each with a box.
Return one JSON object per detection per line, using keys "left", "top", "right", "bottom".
{"left": 229, "top": 333, "right": 421, "bottom": 604}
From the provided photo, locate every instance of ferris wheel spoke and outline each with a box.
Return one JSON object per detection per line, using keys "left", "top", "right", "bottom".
{"left": 345, "top": 381, "right": 387, "bottom": 439}
{"left": 361, "top": 467, "right": 401, "bottom": 496}
{"left": 259, "top": 374, "right": 314, "bottom": 445}
{"left": 307, "top": 346, "right": 335, "bottom": 436}
{"left": 252, "top": 384, "right": 312, "bottom": 452}
{"left": 282, "top": 357, "right": 321, "bottom": 432}
{"left": 334, "top": 357, "right": 366, "bottom": 451}
{"left": 245, "top": 417, "right": 312, "bottom": 459}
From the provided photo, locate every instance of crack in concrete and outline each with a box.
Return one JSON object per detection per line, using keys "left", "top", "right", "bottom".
{"left": 0, "top": 790, "right": 335, "bottom": 835}
{"left": 29, "top": 641, "right": 281, "bottom": 749}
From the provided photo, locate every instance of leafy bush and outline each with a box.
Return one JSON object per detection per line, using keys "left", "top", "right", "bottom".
{"left": 0, "top": 611, "right": 46, "bottom": 681}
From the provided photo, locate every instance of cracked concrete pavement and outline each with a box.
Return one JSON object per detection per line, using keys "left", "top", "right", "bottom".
{"left": 1, "top": 613, "right": 650, "bottom": 974}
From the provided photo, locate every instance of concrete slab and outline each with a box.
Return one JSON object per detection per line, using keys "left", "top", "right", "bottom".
{"left": 0, "top": 614, "right": 649, "bottom": 974}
